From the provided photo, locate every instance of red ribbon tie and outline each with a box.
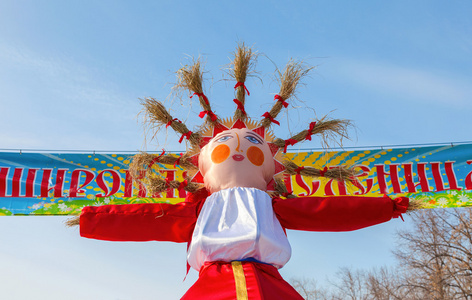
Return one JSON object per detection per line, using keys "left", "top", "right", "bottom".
{"left": 199, "top": 110, "right": 218, "bottom": 121}
{"left": 274, "top": 95, "right": 288, "bottom": 108}
{"left": 262, "top": 112, "right": 280, "bottom": 125}
{"left": 147, "top": 150, "right": 166, "bottom": 169}
{"left": 294, "top": 166, "right": 305, "bottom": 174}
{"left": 174, "top": 153, "right": 183, "bottom": 168}
{"left": 190, "top": 92, "right": 209, "bottom": 105}
{"left": 392, "top": 197, "right": 409, "bottom": 219}
{"left": 179, "top": 131, "right": 192, "bottom": 143}
{"left": 178, "top": 179, "right": 188, "bottom": 191}
{"left": 283, "top": 138, "right": 298, "bottom": 153}
{"left": 305, "top": 122, "right": 317, "bottom": 141}
{"left": 233, "top": 99, "right": 246, "bottom": 115}
{"left": 234, "top": 82, "right": 250, "bottom": 96}
{"left": 319, "top": 167, "right": 329, "bottom": 177}
{"left": 166, "top": 118, "right": 181, "bottom": 129}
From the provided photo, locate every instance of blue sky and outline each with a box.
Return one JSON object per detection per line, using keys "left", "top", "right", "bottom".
{"left": 0, "top": 1, "right": 471, "bottom": 299}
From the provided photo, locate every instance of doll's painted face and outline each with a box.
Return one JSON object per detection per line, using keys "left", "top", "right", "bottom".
{"left": 199, "top": 128, "right": 275, "bottom": 193}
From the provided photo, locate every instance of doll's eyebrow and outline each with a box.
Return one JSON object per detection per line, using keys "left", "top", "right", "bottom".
{"left": 245, "top": 132, "right": 264, "bottom": 144}
{"left": 215, "top": 133, "right": 232, "bottom": 139}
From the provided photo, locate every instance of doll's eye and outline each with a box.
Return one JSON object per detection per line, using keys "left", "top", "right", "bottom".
{"left": 216, "top": 136, "right": 232, "bottom": 143}
{"left": 245, "top": 136, "right": 261, "bottom": 144}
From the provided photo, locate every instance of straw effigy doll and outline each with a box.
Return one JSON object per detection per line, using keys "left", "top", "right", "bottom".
{"left": 68, "top": 44, "right": 411, "bottom": 299}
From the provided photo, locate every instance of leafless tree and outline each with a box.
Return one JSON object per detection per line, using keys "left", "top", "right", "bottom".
{"left": 329, "top": 267, "right": 368, "bottom": 300}
{"left": 365, "top": 266, "right": 413, "bottom": 300}
{"left": 290, "top": 277, "right": 330, "bottom": 300}
{"left": 292, "top": 208, "right": 472, "bottom": 300}
{"left": 394, "top": 208, "right": 472, "bottom": 300}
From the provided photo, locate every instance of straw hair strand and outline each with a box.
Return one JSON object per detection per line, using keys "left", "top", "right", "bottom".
{"left": 261, "top": 60, "right": 314, "bottom": 128}
{"left": 230, "top": 42, "right": 257, "bottom": 121}
{"left": 174, "top": 58, "right": 219, "bottom": 125}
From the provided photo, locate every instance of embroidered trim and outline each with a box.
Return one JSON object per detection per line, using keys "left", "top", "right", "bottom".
{"left": 231, "top": 261, "right": 249, "bottom": 300}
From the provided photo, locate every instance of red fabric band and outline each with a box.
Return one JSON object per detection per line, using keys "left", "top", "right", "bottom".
{"left": 166, "top": 118, "right": 181, "bottom": 129}
{"left": 174, "top": 153, "right": 183, "bottom": 168}
{"left": 305, "top": 122, "right": 317, "bottom": 141}
{"left": 233, "top": 99, "right": 246, "bottom": 115}
{"left": 319, "top": 167, "right": 329, "bottom": 177}
{"left": 274, "top": 94, "right": 288, "bottom": 108}
{"left": 185, "top": 261, "right": 302, "bottom": 299}
{"left": 262, "top": 112, "right": 280, "bottom": 126}
{"left": 282, "top": 192, "right": 292, "bottom": 198}
{"left": 294, "top": 166, "right": 305, "bottom": 174}
{"left": 190, "top": 92, "right": 209, "bottom": 105}
{"left": 198, "top": 110, "right": 218, "bottom": 121}
{"left": 283, "top": 138, "right": 298, "bottom": 153}
{"left": 392, "top": 196, "right": 409, "bottom": 219}
{"left": 234, "top": 82, "right": 250, "bottom": 96}
{"left": 179, "top": 131, "right": 192, "bottom": 143}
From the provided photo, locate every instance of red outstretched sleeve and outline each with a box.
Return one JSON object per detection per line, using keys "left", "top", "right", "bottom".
{"left": 80, "top": 189, "right": 209, "bottom": 243}
{"left": 273, "top": 195, "right": 408, "bottom": 232}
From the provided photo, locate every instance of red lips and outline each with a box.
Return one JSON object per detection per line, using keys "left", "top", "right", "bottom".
{"left": 232, "top": 154, "right": 245, "bottom": 161}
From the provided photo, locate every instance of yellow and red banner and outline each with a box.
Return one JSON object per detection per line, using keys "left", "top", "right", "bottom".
{"left": 1, "top": 144, "right": 471, "bottom": 215}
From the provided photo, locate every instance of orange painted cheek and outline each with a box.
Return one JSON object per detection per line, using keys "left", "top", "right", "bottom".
{"left": 247, "top": 146, "right": 265, "bottom": 166}
{"left": 211, "top": 144, "right": 231, "bottom": 164}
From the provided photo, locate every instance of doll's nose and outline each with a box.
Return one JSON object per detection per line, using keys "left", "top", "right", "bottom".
{"left": 235, "top": 133, "right": 243, "bottom": 153}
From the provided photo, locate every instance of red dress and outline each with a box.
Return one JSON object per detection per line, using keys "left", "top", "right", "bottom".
{"left": 80, "top": 188, "right": 408, "bottom": 299}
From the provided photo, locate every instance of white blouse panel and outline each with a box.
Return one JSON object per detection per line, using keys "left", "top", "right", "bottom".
{"left": 187, "top": 187, "right": 291, "bottom": 271}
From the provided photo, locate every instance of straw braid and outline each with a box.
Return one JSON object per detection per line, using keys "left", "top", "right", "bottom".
{"left": 154, "top": 153, "right": 196, "bottom": 169}
{"left": 231, "top": 43, "right": 256, "bottom": 121}
{"left": 65, "top": 175, "right": 202, "bottom": 227}
{"left": 65, "top": 216, "right": 80, "bottom": 227}
{"left": 261, "top": 60, "right": 313, "bottom": 128}
{"left": 407, "top": 199, "right": 428, "bottom": 211}
{"left": 274, "top": 178, "right": 297, "bottom": 199}
{"left": 272, "top": 118, "right": 351, "bottom": 152}
{"left": 176, "top": 59, "right": 219, "bottom": 126}
{"left": 140, "top": 98, "right": 201, "bottom": 147}
{"left": 129, "top": 151, "right": 197, "bottom": 180}
{"left": 146, "top": 177, "right": 202, "bottom": 195}
{"left": 283, "top": 160, "right": 357, "bottom": 182}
